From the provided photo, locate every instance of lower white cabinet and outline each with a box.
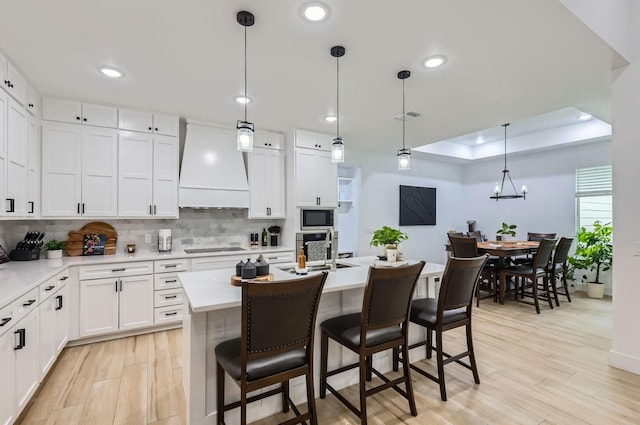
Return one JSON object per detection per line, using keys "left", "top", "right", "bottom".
{"left": 39, "top": 283, "right": 68, "bottom": 378}
{"left": 14, "top": 308, "right": 40, "bottom": 416}
{"left": 153, "top": 258, "right": 189, "bottom": 325}
{"left": 0, "top": 317, "right": 16, "bottom": 425}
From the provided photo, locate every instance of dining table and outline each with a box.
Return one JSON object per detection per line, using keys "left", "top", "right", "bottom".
{"left": 476, "top": 240, "right": 540, "bottom": 304}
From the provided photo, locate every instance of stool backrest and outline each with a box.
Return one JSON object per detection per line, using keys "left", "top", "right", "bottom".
{"left": 532, "top": 238, "right": 557, "bottom": 270}
{"left": 241, "top": 272, "right": 328, "bottom": 361}
{"left": 438, "top": 255, "right": 488, "bottom": 313}
{"left": 552, "top": 237, "right": 573, "bottom": 266}
{"left": 362, "top": 261, "right": 425, "bottom": 331}
{"left": 448, "top": 234, "right": 479, "bottom": 258}
{"left": 528, "top": 232, "right": 557, "bottom": 242}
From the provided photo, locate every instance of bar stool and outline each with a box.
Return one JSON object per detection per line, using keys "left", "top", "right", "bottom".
{"left": 215, "top": 272, "right": 328, "bottom": 425}
{"left": 448, "top": 235, "right": 497, "bottom": 306}
{"left": 319, "top": 261, "right": 425, "bottom": 425}
{"left": 399, "top": 255, "right": 488, "bottom": 401}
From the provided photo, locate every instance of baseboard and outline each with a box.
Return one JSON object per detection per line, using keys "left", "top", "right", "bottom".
{"left": 66, "top": 323, "right": 182, "bottom": 347}
{"left": 609, "top": 349, "right": 640, "bottom": 375}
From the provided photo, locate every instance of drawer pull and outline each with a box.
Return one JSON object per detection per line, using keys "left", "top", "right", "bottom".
{"left": 165, "top": 312, "right": 178, "bottom": 316}
{"left": 59, "top": 276, "right": 69, "bottom": 281}
{"left": 0, "top": 317, "right": 11, "bottom": 327}
{"left": 22, "top": 299, "right": 36, "bottom": 307}
{"left": 164, "top": 264, "right": 178, "bottom": 268}
{"left": 45, "top": 285, "right": 56, "bottom": 291}
{"left": 55, "top": 295, "right": 63, "bottom": 311}
{"left": 112, "top": 268, "right": 126, "bottom": 272}
{"left": 164, "top": 295, "right": 178, "bottom": 299}
{"left": 164, "top": 279, "right": 178, "bottom": 284}
{"left": 14, "top": 329, "right": 25, "bottom": 350}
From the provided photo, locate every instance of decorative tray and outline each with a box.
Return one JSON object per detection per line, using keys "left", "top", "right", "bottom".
{"left": 230, "top": 273, "right": 274, "bottom": 286}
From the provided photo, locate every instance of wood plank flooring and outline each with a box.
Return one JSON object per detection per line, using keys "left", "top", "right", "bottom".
{"left": 16, "top": 293, "right": 640, "bottom": 425}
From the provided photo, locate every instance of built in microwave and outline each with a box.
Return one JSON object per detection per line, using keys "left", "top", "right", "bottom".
{"left": 300, "top": 208, "right": 334, "bottom": 230}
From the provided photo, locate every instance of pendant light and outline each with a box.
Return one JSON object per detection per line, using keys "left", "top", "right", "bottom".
{"left": 236, "top": 11, "right": 254, "bottom": 152}
{"left": 489, "top": 123, "right": 527, "bottom": 200}
{"left": 397, "top": 70, "right": 411, "bottom": 170}
{"left": 330, "top": 46, "right": 346, "bottom": 163}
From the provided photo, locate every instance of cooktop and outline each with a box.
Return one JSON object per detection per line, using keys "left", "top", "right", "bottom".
{"left": 184, "top": 247, "right": 247, "bottom": 254}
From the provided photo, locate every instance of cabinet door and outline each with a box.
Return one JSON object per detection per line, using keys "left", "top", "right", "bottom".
{"left": 26, "top": 85, "right": 40, "bottom": 117}
{"left": 0, "top": 91, "right": 7, "bottom": 218}
{"left": 267, "top": 150, "right": 286, "bottom": 217}
{"left": 0, "top": 326, "right": 16, "bottom": 425}
{"left": 80, "top": 277, "right": 119, "bottom": 337}
{"left": 6, "top": 62, "right": 27, "bottom": 106}
{"left": 42, "top": 97, "right": 82, "bottom": 124}
{"left": 41, "top": 123, "right": 82, "bottom": 216}
{"left": 81, "top": 127, "right": 118, "bottom": 216}
{"left": 316, "top": 151, "right": 338, "bottom": 207}
{"left": 248, "top": 148, "right": 269, "bottom": 218}
{"left": 39, "top": 294, "right": 56, "bottom": 378}
{"left": 152, "top": 114, "right": 179, "bottom": 136}
{"left": 118, "top": 132, "right": 153, "bottom": 216}
{"left": 152, "top": 136, "right": 179, "bottom": 217}
{"left": 118, "top": 108, "right": 153, "bottom": 133}
{"left": 14, "top": 309, "right": 39, "bottom": 415}
{"left": 119, "top": 275, "right": 154, "bottom": 331}
{"left": 26, "top": 117, "right": 40, "bottom": 216}
{"left": 6, "top": 99, "right": 28, "bottom": 216}
{"left": 54, "top": 284, "right": 69, "bottom": 353}
{"left": 81, "top": 103, "right": 118, "bottom": 128}
{"left": 295, "top": 149, "right": 320, "bottom": 207}
{"left": 295, "top": 129, "right": 318, "bottom": 150}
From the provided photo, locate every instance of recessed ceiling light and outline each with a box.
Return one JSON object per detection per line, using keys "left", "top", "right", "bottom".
{"left": 324, "top": 115, "right": 337, "bottom": 123}
{"left": 301, "top": 3, "right": 328, "bottom": 22}
{"left": 422, "top": 55, "right": 447, "bottom": 69}
{"left": 577, "top": 113, "right": 592, "bottom": 121}
{"left": 235, "top": 96, "right": 252, "bottom": 104}
{"left": 476, "top": 137, "right": 485, "bottom": 144}
{"left": 98, "top": 66, "right": 124, "bottom": 78}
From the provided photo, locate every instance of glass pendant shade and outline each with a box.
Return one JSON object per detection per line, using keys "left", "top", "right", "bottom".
{"left": 236, "top": 120, "right": 254, "bottom": 152}
{"left": 397, "top": 148, "right": 411, "bottom": 170}
{"left": 331, "top": 137, "right": 344, "bottom": 163}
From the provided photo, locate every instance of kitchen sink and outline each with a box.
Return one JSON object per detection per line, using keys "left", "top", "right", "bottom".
{"left": 278, "top": 262, "right": 358, "bottom": 274}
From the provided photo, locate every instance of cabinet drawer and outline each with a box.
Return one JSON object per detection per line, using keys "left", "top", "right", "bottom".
{"left": 190, "top": 255, "right": 243, "bottom": 272}
{"left": 261, "top": 252, "right": 294, "bottom": 264}
{"left": 13, "top": 288, "right": 39, "bottom": 324}
{"left": 154, "top": 289, "right": 184, "bottom": 308}
{"left": 154, "top": 273, "right": 182, "bottom": 290}
{"left": 154, "top": 258, "right": 189, "bottom": 273}
{"left": 0, "top": 301, "right": 15, "bottom": 337}
{"left": 39, "top": 276, "right": 60, "bottom": 302}
{"left": 78, "top": 261, "right": 153, "bottom": 280}
{"left": 154, "top": 305, "right": 183, "bottom": 325}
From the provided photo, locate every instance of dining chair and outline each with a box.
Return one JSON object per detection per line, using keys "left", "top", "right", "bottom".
{"left": 546, "top": 237, "right": 574, "bottom": 305}
{"left": 398, "top": 255, "right": 488, "bottom": 401}
{"left": 513, "top": 232, "right": 557, "bottom": 266}
{"left": 215, "top": 272, "right": 328, "bottom": 425}
{"left": 502, "top": 238, "right": 556, "bottom": 313}
{"left": 448, "top": 235, "right": 497, "bottom": 306}
{"left": 466, "top": 231, "right": 484, "bottom": 242}
{"left": 319, "top": 262, "right": 425, "bottom": 425}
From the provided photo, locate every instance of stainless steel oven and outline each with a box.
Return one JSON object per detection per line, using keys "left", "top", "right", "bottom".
{"left": 296, "top": 231, "right": 338, "bottom": 262}
{"left": 300, "top": 208, "right": 334, "bottom": 230}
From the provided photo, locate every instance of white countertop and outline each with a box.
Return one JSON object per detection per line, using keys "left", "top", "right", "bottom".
{"left": 0, "top": 246, "right": 294, "bottom": 308}
{"left": 178, "top": 257, "right": 446, "bottom": 313}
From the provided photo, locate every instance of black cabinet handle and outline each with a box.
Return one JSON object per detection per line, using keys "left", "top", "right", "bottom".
{"left": 22, "top": 299, "right": 36, "bottom": 307}
{"left": 115, "top": 280, "right": 118, "bottom": 292}
{"left": 77, "top": 203, "right": 81, "bottom": 214}
{"left": 0, "top": 317, "right": 11, "bottom": 327}
{"left": 164, "top": 312, "right": 178, "bottom": 316}
{"left": 165, "top": 279, "right": 177, "bottom": 284}
{"left": 59, "top": 276, "right": 69, "bottom": 281}
{"left": 45, "top": 285, "right": 55, "bottom": 291}
{"left": 82, "top": 203, "right": 85, "bottom": 214}
{"left": 154, "top": 205, "right": 157, "bottom": 215}
{"left": 76, "top": 116, "right": 81, "bottom": 120}
{"left": 119, "top": 280, "right": 123, "bottom": 292}
{"left": 28, "top": 103, "right": 34, "bottom": 108}
{"left": 112, "top": 268, "right": 125, "bottom": 272}
{"left": 55, "top": 295, "right": 63, "bottom": 311}
{"left": 6, "top": 198, "right": 15, "bottom": 213}
{"left": 148, "top": 126, "right": 152, "bottom": 131}
{"left": 164, "top": 264, "right": 178, "bottom": 268}
{"left": 164, "top": 295, "right": 177, "bottom": 300}
{"left": 28, "top": 201, "right": 34, "bottom": 214}
{"left": 149, "top": 205, "right": 153, "bottom": 215}
{"left": 14, "top": 329, "right": 25, "bottom": 350}
{"left": 154, "top": 127, "right": 158, "bottom": 131}
{"left": 8, "top": 82, "right": 13, "bottom": 88}
{"left": 83, "top": 118, "right": 87, "bottom": 122}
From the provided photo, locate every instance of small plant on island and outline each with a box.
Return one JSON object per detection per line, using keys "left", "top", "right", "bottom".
{"left": 370, "top": 226, "right": 408, "bottom": 248}
{"left": 43, "top": 239, "right": 65, "bottom": 251}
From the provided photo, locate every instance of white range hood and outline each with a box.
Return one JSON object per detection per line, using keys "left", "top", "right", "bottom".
{"left": 179, "top": 122, "right": 249, "bottom": 208}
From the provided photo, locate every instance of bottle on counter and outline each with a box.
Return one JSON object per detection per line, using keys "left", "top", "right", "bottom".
{"left": 297, "top": 247, "right": 306, "bottom": 270}
{"left": 261, "top": 228, "right": 268, "bottom": 246}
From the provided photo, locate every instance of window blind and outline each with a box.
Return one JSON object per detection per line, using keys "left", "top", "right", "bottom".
{"left": 576, "top": 165, "right": 612, "bottom": 197}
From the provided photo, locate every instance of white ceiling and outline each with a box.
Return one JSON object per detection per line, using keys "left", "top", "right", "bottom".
{"left": 0, "top": 0, "right": 623, "bottom": 156}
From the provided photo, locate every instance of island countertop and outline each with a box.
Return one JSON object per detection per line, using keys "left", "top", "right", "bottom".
{"left": 178, "top": 256, "right": 446, "bottom": 313}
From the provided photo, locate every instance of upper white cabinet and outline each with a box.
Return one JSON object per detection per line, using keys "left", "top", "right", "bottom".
{"left": 248, "top": 147, "right": 285, "bottom": 219}
{"left": 295, "top": 149, "right": 338, "bottom": 208}
{"left": 0, "top": 90, "right": 7, "bottom": 218}
{"left": 25, "top": 85, "right": 40, "bottom": 117}
{"left": 295, "top": 128, "right": 333, "bottom": 152}
{"left": 6, "top": 98, "right": 28, "bottom": 216}
{"left": 26, "top": 116, "right": 40, "bottom": 216}
{"left": 3, "top": 62, "right": 27, "bottom": 106}
{"left": 41, "top": 123, "right": 118, "bottom": 217}
{"left": 254, "top": 130, "right": 285, "bottom": 150}
{"left": 118, "top": 108, "right": 179, "bottom": 136}
{"left": 118, "top": 132, "right": 178, "bottom": 218}
{"left": 42, "top": 97, "right": 118, "bottom": 128}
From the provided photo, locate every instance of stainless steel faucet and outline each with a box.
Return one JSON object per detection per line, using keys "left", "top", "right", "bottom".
{"left": 324, "top": 228, "right": 336, "bottom": 271}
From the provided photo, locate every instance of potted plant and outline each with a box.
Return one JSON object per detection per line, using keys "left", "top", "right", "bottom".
{"left": 44, "top": 239, "right": 65, "bottom": 259}
{"left": 567, "top": 220, "right": 612, "bottom": 299}
{"left": 370, "top": 226, "right": 408, "bottom": 260}
{"left": 496, "top": 222, "right": 517, "bottom": 241}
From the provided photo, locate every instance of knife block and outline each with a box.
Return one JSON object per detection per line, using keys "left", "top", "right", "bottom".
{"left": 9, "top": 249, "right": 41, "bottom": 261}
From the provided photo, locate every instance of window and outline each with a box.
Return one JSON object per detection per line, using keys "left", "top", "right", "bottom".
{"left": 576, "top": 165, "right": 612, "bottom": 231}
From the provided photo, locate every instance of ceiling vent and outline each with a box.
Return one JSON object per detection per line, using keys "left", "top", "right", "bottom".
{"left": 393, "top": 111, "right": 421, "bottom": 121}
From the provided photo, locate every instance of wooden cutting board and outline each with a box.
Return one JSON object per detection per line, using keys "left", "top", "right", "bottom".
{"left": 66, "top": 222, "right": 118, "bottom": 256}
{"left": 230, "top": 273, "right": 274, "bottom": 286}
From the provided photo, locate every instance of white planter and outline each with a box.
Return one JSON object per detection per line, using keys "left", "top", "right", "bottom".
{"left": 386, "top": 248, "right": 398, "bottom": 262}
{"left": 47, "top": 249, "right": 62, "bottom": 259}
{"left": 587, "top": 282, "right": 605, "bottom": 299}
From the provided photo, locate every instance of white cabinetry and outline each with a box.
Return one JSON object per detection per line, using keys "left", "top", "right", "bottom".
{"left": 0, "top": 301, "right": 16, "bottom": 425}
{"left": 294, "top": 129, "right": 332, "bottom": 151}
{"left": 41, "top": 123, "right": 118, "bottom": 217}
{"left": 3, "top": 62, "right": 27, "bottom": 106}
{"left": 6, "top": 98, "right": 28, "bottom": 216}
{"left": 26, "top": 85, "right": 40, "bottom": 117}
{"left": 79, "top": 262, "right": 154, "bottom": 337}
{"left": 118, "top": 109, "right": 179, "bottom": 136}
{"left": 26, "top": 117, "right": 40, "bottom": 216}
{"left": 38, "top": 273, "right": 69, "bottom": 378}
{"left": 42, "top": 98, "right": 118, "bottom": 128}
{"left": 0, "top": 90, "right": 7, "bottom": 218}
{"left": 12, "top": 289, "right": 40, "bottom": 416}
{"left": 153, "top": 259, "right": 188, "bottom": 325}
{"left": 118, "top": 132, "right": 178, "bottom": 218}
{"left": 248, "top": 146, "right": 285, "bottom": 218}
{"left": 295, "top": 148, "right": 337, "bottom": 207}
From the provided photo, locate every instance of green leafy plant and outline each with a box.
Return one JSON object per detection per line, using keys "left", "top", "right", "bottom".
{"left": 496, "top": 222, "right": 517, "bottom": 237}
{"left": 370, "top": 226, "right": 408, "bottom": 247}
{"left": 568, "top": 221, "right": 612, "bottom": 284}
{"left": 44, "top": 239, "right": 65, "bottom": 250}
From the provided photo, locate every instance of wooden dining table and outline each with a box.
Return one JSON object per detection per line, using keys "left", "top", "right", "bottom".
{"left": 476, "top": 240, "right": 540, "bottom": 304}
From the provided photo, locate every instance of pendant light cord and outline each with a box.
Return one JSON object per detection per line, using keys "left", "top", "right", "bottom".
{"left": 402, "top": 78, "right": 406, "bottom": 150}
{"left": 503, "top": 124, "right": 507, "bottom": 170}
{"left": 336, "top": 56, "right": 340, "bottom": 138}
{"left": 243, "top": 25, "right": 248, "bottom": 122}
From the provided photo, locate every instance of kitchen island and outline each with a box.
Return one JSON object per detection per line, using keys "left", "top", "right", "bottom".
{"left": 179, "top": 256, "right": 445, "bottom": 425}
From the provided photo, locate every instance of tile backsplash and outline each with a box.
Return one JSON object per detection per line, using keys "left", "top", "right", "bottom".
{"left": 0, "top": 209, "right": 285, "bottom": 254}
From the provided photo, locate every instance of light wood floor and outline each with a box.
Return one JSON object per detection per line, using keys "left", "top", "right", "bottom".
{"left": 17, "top": 293, "right": 640, "bottom": 425}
